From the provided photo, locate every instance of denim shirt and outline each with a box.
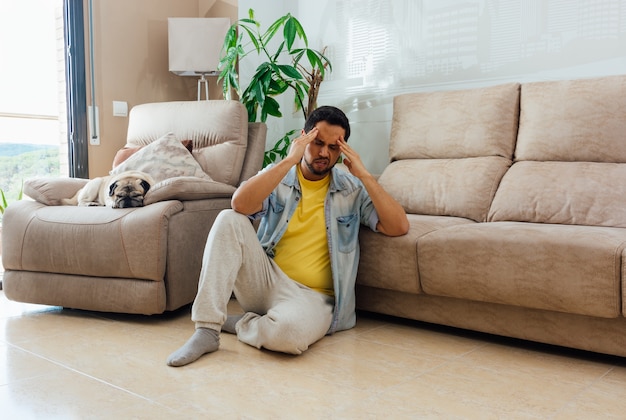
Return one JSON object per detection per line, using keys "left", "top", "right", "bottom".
{"left": 250, "top": 164, "right": 379, "bottom": 333}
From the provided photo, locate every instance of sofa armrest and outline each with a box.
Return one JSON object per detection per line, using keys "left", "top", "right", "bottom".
{"left": 2, "top": 199, "right": 184, "bottom": 280}
{"left": 24, "top": 177, "right": 89, "bottom": 206}
{"left": 144, "top": 177, "right": 236, "bottom": 205}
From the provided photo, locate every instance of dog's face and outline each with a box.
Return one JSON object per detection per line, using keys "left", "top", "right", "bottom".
{"left": 107, "top": 172, "right": 154, "bottom": 208}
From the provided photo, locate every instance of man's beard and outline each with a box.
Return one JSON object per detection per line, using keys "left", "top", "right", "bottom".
{"left": 304, "top": 157, "right": 335, "bottom": 176}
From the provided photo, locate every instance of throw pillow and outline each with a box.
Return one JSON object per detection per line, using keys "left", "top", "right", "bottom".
{"left": 112, "top": 140, "right": 193, "bottom": 169}
{"left": 112, "top": 147, "right": 139, "bottom": 168}
{"left": 110, "top": 133, "right": 211, "bottom": 183}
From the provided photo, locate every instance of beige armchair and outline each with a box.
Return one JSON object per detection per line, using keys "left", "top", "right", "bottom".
{"left": 2, "top": 100, "right": 266, "bottom": 314}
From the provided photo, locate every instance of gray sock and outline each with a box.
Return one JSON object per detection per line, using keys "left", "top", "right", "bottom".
{"left": 222, "top": 314, "right": 244, "bottom": 334}
{"left": 166, "top": 327, "right": 220, "bottom": 367}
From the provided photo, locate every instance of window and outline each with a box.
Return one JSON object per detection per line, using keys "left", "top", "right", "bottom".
{"left": 0, "top": 0, "right": 65, "bottom": 211}
{"left": 0, "top": 0, "right": 87, "bottom": 219}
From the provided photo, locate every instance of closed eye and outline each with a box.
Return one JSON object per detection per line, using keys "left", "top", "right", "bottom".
{"left": 315, "top": 139, "right": 339, "bottom": 151}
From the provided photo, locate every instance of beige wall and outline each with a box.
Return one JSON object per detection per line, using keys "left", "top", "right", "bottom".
{"left": 85, "top": 0, "right": 237, "bottom": 177}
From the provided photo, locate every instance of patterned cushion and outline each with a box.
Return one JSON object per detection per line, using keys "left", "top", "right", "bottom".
{"left": 110, "top": 133, "right": 211, "bottom": 183}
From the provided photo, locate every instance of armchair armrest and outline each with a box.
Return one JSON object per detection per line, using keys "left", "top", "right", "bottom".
{"left": 24, "top": 177, "right": 89, "bottom": 206}
{"left": 144, "top": 177, "right": 236, "bottom": 205}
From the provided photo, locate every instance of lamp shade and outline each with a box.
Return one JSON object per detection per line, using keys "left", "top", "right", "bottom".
{"left": 168, "top": 17, "right": 230, "bottom": 76}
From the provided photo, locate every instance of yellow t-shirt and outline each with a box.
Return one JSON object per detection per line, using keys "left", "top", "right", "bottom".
{"left": 273, "top": 166, "right": 333, "bottom": 296}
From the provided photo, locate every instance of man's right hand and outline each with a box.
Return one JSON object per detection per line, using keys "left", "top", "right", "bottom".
{"left": 284, "top": 127, "right": 319, "bottom": 165}
{"left": 231, "top": 127, "right": 319, "bottom": 215}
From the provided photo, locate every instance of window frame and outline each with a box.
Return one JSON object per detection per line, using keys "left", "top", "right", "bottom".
{"left": 63, "top": 0, "right": 89, "bottom": 178}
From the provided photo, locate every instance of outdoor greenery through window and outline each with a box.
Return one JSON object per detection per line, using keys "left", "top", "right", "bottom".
{"left": 0, "top": 0, "right": 67, "bottom": 220}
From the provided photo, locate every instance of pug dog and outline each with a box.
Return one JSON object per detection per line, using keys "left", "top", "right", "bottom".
{"left": 62, "top": 170, "right": 155, "bottom": 208}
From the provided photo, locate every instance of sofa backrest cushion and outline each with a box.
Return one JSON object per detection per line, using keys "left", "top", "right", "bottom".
{"left": 488, "top": 161, "right": 626, "bottom": 228}
{"left": 389, "top": 82, "right": 520, "bottom": 160}
{"left": 515, "top": 75, "right": 626, "bottom": 162}
{"left": 378, "top": 157, "right": 511, "bottom": 222}
{"left": 490, "top": 75, "right": 626, "bottom": 227}
{"left": 126, "top": 100, "right": 248, "bottom": 187}
{"left": 381, "top": 82, "right": 520, "bottom": 222}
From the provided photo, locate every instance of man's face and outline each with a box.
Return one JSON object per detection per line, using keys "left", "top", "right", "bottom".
{"left": 300, "top": 121, "right": 345, "bottom": 181}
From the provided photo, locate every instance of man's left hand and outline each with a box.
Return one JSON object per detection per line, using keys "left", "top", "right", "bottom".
{"left": 338, "top": 137, "right": 369, "bottom": 179}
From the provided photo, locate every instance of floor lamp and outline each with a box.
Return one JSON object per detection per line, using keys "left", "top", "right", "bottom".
{"left": 168, "top": 17, "right": 231, "bottom": 101}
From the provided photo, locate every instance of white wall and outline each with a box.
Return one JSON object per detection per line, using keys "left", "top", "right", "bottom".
{"left": 242, "top": 0, "right": 626, "bottom": 174}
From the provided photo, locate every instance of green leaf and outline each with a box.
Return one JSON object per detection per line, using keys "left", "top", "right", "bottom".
{"left": 284, "top": 17, "right": 297, "bottom": 51}
{"left": 271, "top": 42, "right": 285, "bottom": 61}
{"left": 254, "top": 63, "right": 273, "bottom": 90}
{"left": 0, "top": 190, "right": 6, "bottom": 213}
{"left": 252, "top": 82, "right": 265, "bottom": 105}
{"left": 292, "top": 17, "right": 308, "bottom": 46}
{"left": 277, "top": 64, "right": 302, "bottom": 80}
{"left": 240, "top": 25, "right": 261, "bottom": 52}
{"left": 290, "top": 49, "right": 306, "bottom": 66}
{"left": 266, "top": 96, "right": 281, "bottom": 114}
{"left": 227, "top": 69, "right": 240, "bottom": 97}
{"left": 223, "top": 25, "right": 238, "bottom": 49}
{"left": 268, "top": 78, "right": 288, "bottom": 95}
{"left": 245, "top": 101, "right": 258, "bottom": 122}
{"left": 264, "top": 15, "right": 288, "bottom": 45}
{"left": 293, "top": 83, "right": 307, "bottom": 107}
{"left": 218, "top": 44, "right": 239, "bottom": 72}
{"left": 0, "top": 185, "right": 21, "bottom": 214}
{"left": 306, "top": 49, "right": 322, "bottom": 70}
{"left": 262, "top": 96, "right": 282, "bottom": 118}
{"left": 269, "top": 62, "right": 282, "bottom": 75}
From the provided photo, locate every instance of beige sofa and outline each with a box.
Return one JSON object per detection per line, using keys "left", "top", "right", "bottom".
{"left": 357, "top": 74, "right": 626, "bottom": 357}
{"left": 2, "top": 100, "right": 266, "bottom": 315}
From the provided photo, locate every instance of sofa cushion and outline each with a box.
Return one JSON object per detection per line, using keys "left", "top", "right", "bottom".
{"left": 390, "top": 82, "right": 520, "bottom": 160}
{"left": 110, "top": 132, "right": 211, "bottom": 183}
{"left": 358, "top": 214, "right": 475, "bottom": 294}
{"left": 126, "top": 100, "right": 248, "bottom": 186}
{"left": 112, "top": 140, "right": 193, "bottom": 168}
{"left": 418, "top": 222, "right": 625, "bottom": 318}
{"left": 489, "top": 161, "right": 626, "bottom": 227}
{"left": 516, "top": 75, "right": 626, "bottom": 162}
{"left": 378, "top": 156, "right": 511, "bottom": 222}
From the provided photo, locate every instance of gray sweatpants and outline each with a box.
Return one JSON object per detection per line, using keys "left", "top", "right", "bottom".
{"left": 191, "top": 209, "right": 334, "bottom": 354}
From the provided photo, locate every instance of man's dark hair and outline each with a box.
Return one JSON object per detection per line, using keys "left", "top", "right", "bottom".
{"left": 304, "top": 106, "right": 351, "bottom": 141}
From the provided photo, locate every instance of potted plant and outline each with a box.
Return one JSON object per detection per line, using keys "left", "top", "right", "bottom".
{"left": 218, "top": 9, "right": 332, "bottom": 165}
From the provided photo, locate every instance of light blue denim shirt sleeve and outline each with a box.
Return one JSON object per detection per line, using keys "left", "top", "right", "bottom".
{"left": 247, "top": 164, "right": 379, "bottom": 333}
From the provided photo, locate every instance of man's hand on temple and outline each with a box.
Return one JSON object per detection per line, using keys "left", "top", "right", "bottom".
{"left": 338, "top": 137, "right": 370, "bottom": 179}
{"left": 285, "top": 127, "right": 319, "bottom": 166}
{"left": 338, "top": 137, "right": 409, "bottom": 237}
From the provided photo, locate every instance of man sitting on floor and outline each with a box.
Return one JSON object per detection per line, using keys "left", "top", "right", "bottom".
{"left": 167, "top": 106, "right": 409, "bottom": 367}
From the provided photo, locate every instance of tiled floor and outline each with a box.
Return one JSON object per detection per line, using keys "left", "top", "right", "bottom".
{"left": 1, "top": 291, "right": 626, "bottom": 419}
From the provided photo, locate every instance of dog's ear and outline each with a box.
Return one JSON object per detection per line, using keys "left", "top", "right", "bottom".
{"left": 108, "top": 181, "right": 118, "bottom": 197}
{"left": 140, "top": 180, "right": 151, "bottom": 193}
